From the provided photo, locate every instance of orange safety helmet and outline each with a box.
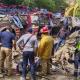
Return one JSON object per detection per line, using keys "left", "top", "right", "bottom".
{"left": 40, "top": 26, "right": 49, "bottom": 33}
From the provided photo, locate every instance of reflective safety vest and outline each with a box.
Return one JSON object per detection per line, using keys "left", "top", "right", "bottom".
{"left": 76, "top": 41, "right": 80, "bottom": 51}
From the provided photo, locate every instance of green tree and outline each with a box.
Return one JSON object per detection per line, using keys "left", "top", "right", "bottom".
{"left": 76, "top": 0, "right": 80, "bottom": 5}
{"left": 21, "top": 0, "right": 30, "bottom": 6}
{"left": 2, "top": 0, "right": 67, "bottom": 12}
{"left": 35, "top": 0, "right": 56, "bottom": 11}
{"left": 16, "top": 0, "right": 23, "bottom": 4}
{"left": 3, "top": 0, "right": 23, "bottom": 5}
{"left": 22, "top": 0, "right": 37, "bottom": 8}
{"left": 75, "top": 0, "right": 80, "bottom": 17}
{"left": 54, "top": 0, "right": 68, "bottom": 12}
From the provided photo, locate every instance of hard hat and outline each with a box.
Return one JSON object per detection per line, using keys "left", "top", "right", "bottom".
{"left": 40, "top": 26, "right": 49, "bottom": 33}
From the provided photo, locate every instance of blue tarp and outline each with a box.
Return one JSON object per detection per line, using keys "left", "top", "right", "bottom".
{"left": 12, "top": 15, "right": 23, "bottom": 29}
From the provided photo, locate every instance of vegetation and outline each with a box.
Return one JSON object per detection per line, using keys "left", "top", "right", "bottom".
{"left": 21, "top": 0, "right": 37, "bottom": 8}
{"left": 2, "top": 0, "right": 23, "bottom": 5}
{"left": 35, "top": 0, "right": 56, "bottom": 11}
{"left": 2, "top": 0, "right": 67, "bottom": 12}
{"left": 54, "top": 0, "right": 67, "bottom": 12}
{"left": 75, "top": 6, "right": 80, "bottom": 18}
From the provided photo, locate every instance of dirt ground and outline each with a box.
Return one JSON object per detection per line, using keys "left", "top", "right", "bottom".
{"left": 0, "top": 74, "right": 75, "bottom": 80}
{"left": 0, "top": 70, "right": 76, "bottom": 80}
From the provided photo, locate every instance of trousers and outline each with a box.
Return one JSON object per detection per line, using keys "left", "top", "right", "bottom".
{"left": 40, "top": 59, "right": 51, "bottom": 76}
{"left": 0, "top": 47, "right": 12, "bottom": 75}
{"left": 22, "top": 51, "right": 36, "bottom": 80}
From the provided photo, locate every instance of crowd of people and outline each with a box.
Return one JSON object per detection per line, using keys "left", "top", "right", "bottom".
{"left": 0, "top": 5, "right": 80, "bottom": 80}
{"left": 0, "top": 24, "right": 54, "bottom": 80}
{"left": 0, "top": 22, "right": 79, "bottom": 80}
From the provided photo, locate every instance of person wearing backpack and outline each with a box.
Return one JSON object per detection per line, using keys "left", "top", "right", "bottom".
{"left": 17, "top": 28, "right": 38, "bottom": 80}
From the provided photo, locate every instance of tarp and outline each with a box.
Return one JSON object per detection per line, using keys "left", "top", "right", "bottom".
{"left": 54, "top": 13, "right": 61, "bottom": 18}
{"left": 12, "top": 15, "right": 23, "bottom": 28}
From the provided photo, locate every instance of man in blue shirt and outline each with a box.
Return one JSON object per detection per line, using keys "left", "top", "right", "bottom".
{"left": 0, "top": 27, "right": 16, "bottom": 77}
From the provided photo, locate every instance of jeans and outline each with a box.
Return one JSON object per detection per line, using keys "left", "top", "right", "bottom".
{"left": 74, "top": 50, "right": 80, "bottom": 78}
{"left": 55, "top": 38, "right": 65, "bottom": 51}
{"left": 22, "top": 51, "right": 36, "bottom": 80}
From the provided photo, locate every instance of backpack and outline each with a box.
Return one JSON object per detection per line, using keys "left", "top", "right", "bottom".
{"left": 18, "top": 35, "right": 33, "bottom": 50}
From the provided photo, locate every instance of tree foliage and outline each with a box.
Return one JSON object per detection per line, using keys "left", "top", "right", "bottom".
{"left": 75, "top": 0, "right": 80, "bottom": 17}
{"left": 76, "top": 0, "right": 80, "bottom": 5}
{"left": 54, "top": 0, "right": 68, "bottom": 12}
{"left": 35, "top": 0, "right": 56, "bottom": 11}
{"left": 21, "top": 0, "right": 37, "bottom": 8}
{"left": 2, "top": 0, "right": 67, "bottom": 12}
{"left": 2, "top": 0, "right": 23, "bottom": 5}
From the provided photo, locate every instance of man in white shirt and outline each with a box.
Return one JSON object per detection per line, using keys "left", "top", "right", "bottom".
{"left": 17, "top": 28, "right": 38, "bottom": 80}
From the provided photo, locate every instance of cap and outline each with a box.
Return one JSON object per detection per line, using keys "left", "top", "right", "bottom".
{"left": 27, "top": 27, "right": 33, "bottom": 33}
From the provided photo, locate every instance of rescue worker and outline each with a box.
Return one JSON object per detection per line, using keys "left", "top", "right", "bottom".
{"left": 38, "top": 26, "right": 54, "bottom": 77}
{"left": 0, "top": 27, "right": 16, "bottom": 77}
{"left": 74, "top": 31, "right": 80, "bottom": 79}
